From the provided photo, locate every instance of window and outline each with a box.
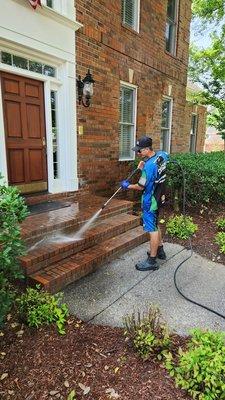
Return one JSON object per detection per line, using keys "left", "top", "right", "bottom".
{"left": 50, "top": 91, "right": 59, "bottom": 179}
{"left": 0, "top": 51, "right": 56, "bottom": 77}
{"left": 119, "top": 84, "right": 137, "bottom": 160}
{"left": 190, "top": 114, "right": 198, "bottom": 153}
{"left": 165, "top": 0, "right": 178, "bottom": 55}
{"left": 46, "top": 0, "right": 53, "bottom": 7}
{"left": 161, "top": 98, "right": 172, "bottom": 152}
{"left": 121, "top": 0, "right": 140, "bottom": 32}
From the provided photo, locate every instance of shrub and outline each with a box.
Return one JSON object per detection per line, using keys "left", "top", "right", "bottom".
{"left": 17, "top": 286, "right": 69, "bottom": 334}
{"left": 216, "top": 217, "right": 225, "bottom": 231}
{"left": 67, "top": 390, "right": 76, "bottom": 400}
{"left": 215, "top": 232, "right": 225, "bottom": 253}
{"left": 164, "top": 329, "right": 225, "bottom": 400}
{"left": 123, "top": 306, "right": 171, "bottom": 360}
{"left": 166, "top": 215, "right": 198, "bottom": 239}
{"left": 167, "top": 152, "right": 225, "bottom": 208}
{"left": 0, "top": 178, "right": 28, "bottom": 326}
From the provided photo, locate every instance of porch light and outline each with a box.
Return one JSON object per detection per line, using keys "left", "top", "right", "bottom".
{"left": 77, "top": 69, "right": 95, "bottom": 107}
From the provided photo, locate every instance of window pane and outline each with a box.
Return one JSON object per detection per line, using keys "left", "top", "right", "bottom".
{"left": 51, "top": 91, "right": 59, "bottom": 178}
{"left": 51, "top": 110, "right": 56, "bottom": 128}
{"left": 122, "top": 0, "right": 135, "bottom": 29}
{"left": 44, "top": 65, "right": 55, "bottom": 77}
{"left": 161, "top": 100, "right": 170, "bottom": 128}
{"left": 167, "top": 0, "right": 176, "bottom": 21}
{"left": 119, "top": 85, "right": 136, "bottom": 159}
{"left": 121, "top": 88, "right": 134, "bottom": 123}
{"left": 165, "top": 21, "right": 175, "bottom": 53}
{"left": 161, "top": 99, "right": 172, "bottom": 152}
{"left": 29, "top": 61, "right": 43, "bottom": 74}
{"left": 191, "top": 115, "right": 198, "bottom": 135}
{"left": 1, "top": 52, "right": 12, "bottom": 65}
{"left": 13, "top": 55, "right": 28, "bottom": 70}
{"left": 190, "top": 115, "right": 198, "bottom": 153}
{"left": 119, "top": 124, "right": 134, "bottom": 159}
{"left": 161, "top": 129, "right": 170, "bottom": 152}
{"left": 46, "top": 0, "right": 53, "bottom": 7}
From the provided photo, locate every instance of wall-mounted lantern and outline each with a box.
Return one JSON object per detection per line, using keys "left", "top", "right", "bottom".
{"left": 77, "top": 69, "right": 95, "bottom": 107}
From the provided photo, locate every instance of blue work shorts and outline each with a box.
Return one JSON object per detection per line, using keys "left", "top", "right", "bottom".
{"left": 142, "top": 210, "right": 159, "bottom": 232}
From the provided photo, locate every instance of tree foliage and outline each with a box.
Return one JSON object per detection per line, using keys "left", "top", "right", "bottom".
{"left": 0, "top": 178, "right": 28, "bottom": 326}
{"left": 192, "top": 0, "right": 225, "bottom": 22}
{"left": 190, "top": 1, "right": 225, "bottom": 144}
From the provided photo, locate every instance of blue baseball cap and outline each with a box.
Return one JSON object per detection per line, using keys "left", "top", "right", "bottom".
{"left": 132, "top": 136, "right": 152, "bottom": 152}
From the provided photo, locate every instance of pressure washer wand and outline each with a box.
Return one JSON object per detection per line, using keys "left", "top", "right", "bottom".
{"left": 101, "top": 167, "right": 141, "bottom": 210}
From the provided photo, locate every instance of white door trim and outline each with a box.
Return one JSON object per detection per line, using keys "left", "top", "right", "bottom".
{"left": 0, "top": 47, "right": 78, "bottom": 193}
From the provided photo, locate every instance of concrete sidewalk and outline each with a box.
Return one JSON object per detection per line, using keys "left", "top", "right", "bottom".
{"left": 63, "top": 242, "right": 225, "bottom": 335}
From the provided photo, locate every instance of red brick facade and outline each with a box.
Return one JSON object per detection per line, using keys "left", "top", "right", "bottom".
{"left": 76, "top": 0, "right": 197, "bottom": 194}
{"left": 185, "top": 102, "right": 207, "bottom": 152}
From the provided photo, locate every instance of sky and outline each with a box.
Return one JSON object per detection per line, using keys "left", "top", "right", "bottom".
{"left": 190, "top": 19, "right": 213, "bottom": 48}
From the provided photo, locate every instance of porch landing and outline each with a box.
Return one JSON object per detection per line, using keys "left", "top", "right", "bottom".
{"left": 20, "top": 195, "right": 148, "bottom": 292}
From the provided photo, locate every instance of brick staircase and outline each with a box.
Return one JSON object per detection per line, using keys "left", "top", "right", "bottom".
{"left": 20, "top": 196, "right": 148, "bottom": 293}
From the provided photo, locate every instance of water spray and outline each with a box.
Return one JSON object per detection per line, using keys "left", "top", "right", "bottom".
{"left": 28, "top": 167, "right": 141, "bottom": 251}
{"left": 101, "top": 167, "right": 141, "bottom": 210}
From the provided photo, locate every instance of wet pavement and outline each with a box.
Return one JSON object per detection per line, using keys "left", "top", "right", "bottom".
{"left": 64, "top": 242, "right": 225, "bottom": 335}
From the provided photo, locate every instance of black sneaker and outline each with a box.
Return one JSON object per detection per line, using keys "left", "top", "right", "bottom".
{"left": 147, "top": 246, "right": 166, "bottom": 260}
{"left": 157, "top": 246, "right": 167, "bottom": 260}
{"left": 135, "top": 257, "right": 159, "bottom": 271}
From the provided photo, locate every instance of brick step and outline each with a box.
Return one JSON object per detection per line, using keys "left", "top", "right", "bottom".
{"left": 21, "top": 213, "right": 141, "bottom": 276}
{"left": 30, "top": 226, "right": 148, "bottom": 293}
{"left": 22, "top": 198, "right": 133, "bottom": 243}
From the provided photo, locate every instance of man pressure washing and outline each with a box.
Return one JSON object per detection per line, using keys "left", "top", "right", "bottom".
{"left": 121, "top": 136, "right": 169, "bottom": 271}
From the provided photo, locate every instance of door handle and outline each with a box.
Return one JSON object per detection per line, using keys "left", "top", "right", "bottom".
{"left": 42, "top": 137, "right": 46, "bottom": 146}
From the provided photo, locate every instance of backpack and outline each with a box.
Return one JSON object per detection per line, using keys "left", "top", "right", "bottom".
{"left": 153, "top": 153, "right": 167, "bottom": 208}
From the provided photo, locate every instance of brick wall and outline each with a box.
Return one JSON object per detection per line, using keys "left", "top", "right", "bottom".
{"left": 184, "top": 103, "right": 207, "bottom": 152}
{"left": 76, "top": 0, "right": 193, "bottom": 194}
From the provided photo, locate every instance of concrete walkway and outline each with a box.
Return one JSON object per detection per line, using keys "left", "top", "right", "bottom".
{"left": 63, "top": 242, "right": 225, "bottom": 335}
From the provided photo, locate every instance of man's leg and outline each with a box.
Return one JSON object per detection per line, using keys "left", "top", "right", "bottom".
{"left": 158, "top": 227, "right": 163, "bottom": 246}
{"left": 149, "top": 231, "right": 160, "bottom": 257}
{"left": 135, "top": 211, "right": 159, "bottom": 271}
{"left": 149, "top": 227, "right": 166, "bottom": 260}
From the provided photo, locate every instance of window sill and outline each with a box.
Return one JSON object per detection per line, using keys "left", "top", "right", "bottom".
{"left": 164, "top": 50, "right": 178, "bottom": 59}
{"left": 121, "top": 23, "right": 140, "bottom": 36}
{"left": 119, "top": 158, "right": 135, "bottom": 162}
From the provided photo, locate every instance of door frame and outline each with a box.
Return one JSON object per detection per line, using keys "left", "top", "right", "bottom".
{"left": 1, "top": 72, "right": 48, "bottom": 194}
{"left": 0, "top": 44, "right": 78, "bottom": 193}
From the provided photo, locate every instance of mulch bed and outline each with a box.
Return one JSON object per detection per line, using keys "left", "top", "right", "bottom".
{"left": 0, "top": 318, "right": 190, "bottom": 400}
{"left": 0, "top": 205, "right": 224, "bottom": 400}
{"left": 161, "top": 205, "right": 225, "bottom": 265}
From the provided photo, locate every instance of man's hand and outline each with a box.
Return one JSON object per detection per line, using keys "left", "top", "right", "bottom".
{"left": 120, "top": 180, "right": 130, "bottom": 190}
{"left": 137, "top": 161, "right": 145, "bottom": 170}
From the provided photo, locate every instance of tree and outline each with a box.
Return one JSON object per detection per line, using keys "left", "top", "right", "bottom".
{"left": 192, "top": 0, "right": 225, "bottom": 22}
{"left": 189, "top": 1, "right": 225, "bottom": 151}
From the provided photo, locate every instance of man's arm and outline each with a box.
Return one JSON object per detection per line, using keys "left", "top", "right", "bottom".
{"left": 127, "top": 183, "right": 144, "bottom": 191}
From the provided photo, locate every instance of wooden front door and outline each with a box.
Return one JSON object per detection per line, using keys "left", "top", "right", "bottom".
{"left": 1, "top": 72, "right": 47, "bottom": 193}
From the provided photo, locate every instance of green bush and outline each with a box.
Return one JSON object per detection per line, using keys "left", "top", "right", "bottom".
{"left": 215, "top": 232, "right": 225, "bottom": 253}
{"left": 67, "top": 390, "right": 76, "bottom": 400}
{"left": 123, "top": 306, "right": 171, "bottom": 360}
{"left": 164, "top": 329, "right": 225, "bottom": 400}
{"left": 166, "top": 215, "right": 198, "bottom": 239}
{"left": 17, "top": 286, "right": 69, "bottom": 334}
{"left": 216, "top": 217, "right": 225, "bottom": 231}
{"left": 0, "top": 178, "right": 28, "bottom": 326}
{"left": 167, "top": 152, "right": 225, "bottom": 207}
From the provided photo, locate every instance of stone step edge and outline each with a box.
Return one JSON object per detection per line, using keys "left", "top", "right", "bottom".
{"left": 21, "top": 213, "right": 141, "bottom": 275}
{"left": 30, "top": 226, "right": 148, "bottom": 293}
{"left": 22, "top": 202, "right": 134, "bottom": 242}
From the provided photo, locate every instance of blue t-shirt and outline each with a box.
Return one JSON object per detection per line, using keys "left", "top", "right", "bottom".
{"left": 138, "top": 151, "right": 169, "bottom": 212}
